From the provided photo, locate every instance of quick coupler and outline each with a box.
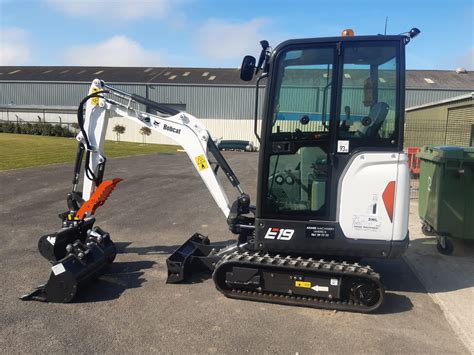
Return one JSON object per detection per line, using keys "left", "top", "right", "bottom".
{"left": 21, "top": 221, "right": 116, "bottom": 303}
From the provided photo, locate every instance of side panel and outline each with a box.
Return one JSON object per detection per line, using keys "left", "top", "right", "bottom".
{"left": 338, "top": 152, "right": 409, "bottom": 241}
{"left": 392, "top": 154, "right": 410, "bottom": 241}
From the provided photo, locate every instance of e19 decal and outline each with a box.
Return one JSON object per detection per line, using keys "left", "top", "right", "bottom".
{"left": 264, "top": 228, "right": 294, "bottom": 241}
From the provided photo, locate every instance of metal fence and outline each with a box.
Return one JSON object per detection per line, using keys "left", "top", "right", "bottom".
{"left": 410, "top": 177, "right": 419, "bottom": 200}
{"left": 404, "top": 118, "right": 449, "bottom": 148}
{"left": 0, "top": 117, "right": 78, "bottom": 134}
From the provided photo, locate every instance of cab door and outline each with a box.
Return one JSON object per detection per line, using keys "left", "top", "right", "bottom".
{"left": 257, "top": 43, "right": 339, "bottom": 222}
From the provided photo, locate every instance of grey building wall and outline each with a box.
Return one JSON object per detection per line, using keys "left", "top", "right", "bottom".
{"left": 0, "top": 81, "right": 265, "bottom": 119}
{"left": 1, "top": 81, "right": 472, "bottom": 120}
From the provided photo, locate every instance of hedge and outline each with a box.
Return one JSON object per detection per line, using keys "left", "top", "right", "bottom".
{"left": 0, "top": 122, "right": 75, "bottom": 137}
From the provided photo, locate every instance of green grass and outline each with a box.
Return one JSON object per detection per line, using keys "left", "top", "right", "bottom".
{"left": 0, "top": 133, "right": 179, "bottom": 171}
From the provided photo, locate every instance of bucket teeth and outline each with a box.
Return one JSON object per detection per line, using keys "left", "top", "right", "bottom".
{"left": 20, "top": 285, "right": 48, "bottom": 302}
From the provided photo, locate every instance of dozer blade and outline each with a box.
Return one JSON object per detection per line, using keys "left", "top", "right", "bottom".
{"left": 166, "top": 233, "right": 218, "bottom": 283}
{"left": 21, "top": 224, "right": 116, "bottom": 303}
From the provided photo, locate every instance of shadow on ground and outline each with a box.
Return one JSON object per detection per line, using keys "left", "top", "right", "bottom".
{"left": 74, "top": 260, "right": 156, "bottom": 303}
{"left": 115, "top": 240, "right": 236, "bottom": 256}
{"left": 84, "top": 235, "right": 474, "bottom": 313}
{"left": 405, "top": 236, "right": 474, "bottom": 294}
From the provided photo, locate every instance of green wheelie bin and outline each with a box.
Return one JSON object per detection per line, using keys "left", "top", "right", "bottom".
{"left": 418, "top": 145, "right": 474, "bottom": 254}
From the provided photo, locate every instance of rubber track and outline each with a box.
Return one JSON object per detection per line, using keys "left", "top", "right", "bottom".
{"left": 213, "top": 251, "right": 385, "bottom": 313}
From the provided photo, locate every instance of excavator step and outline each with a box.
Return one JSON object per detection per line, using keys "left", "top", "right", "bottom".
{"left": 213, "top": 251, "right": 385, "bottom": 313}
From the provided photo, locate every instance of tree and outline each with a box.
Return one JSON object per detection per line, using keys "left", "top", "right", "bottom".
{"left": 113, "top": 124, "right": 126, "bottom": 142}
{"left": 71, "top": 122, "right": 80, "bottom": 133}
{"left": 139, "top": 126, "right": 152, "bottom": 144}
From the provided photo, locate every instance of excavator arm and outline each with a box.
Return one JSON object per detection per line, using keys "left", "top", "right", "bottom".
{"left": 76, "top": 79, "right": 248, "bottom": 218}
{"left": 21, "top": 80, "right": 253, "bottom": 303}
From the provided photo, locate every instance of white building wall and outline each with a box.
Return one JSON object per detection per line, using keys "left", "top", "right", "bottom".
{"left": 105, "top": 116, "right": 261, "bottom": 147}
{"left": 0, "top": 108, "right": 77, "bottom": 124}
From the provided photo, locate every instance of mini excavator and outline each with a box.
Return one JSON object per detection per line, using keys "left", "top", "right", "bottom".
{"left": 22, "top": 28, "right": 420, "bottom": 312}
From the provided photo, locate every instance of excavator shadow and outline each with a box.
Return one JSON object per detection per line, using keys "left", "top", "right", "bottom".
{"left": 115, "top": 240, "right": 236, "bottom": 256}
{"left": 364, "top": 258, "right": 421, "bottom": 314}
{"left": 100, "top": 243, "right": 418, "bottom": 313}
{"left": 115, "top": 241, "right": 234, "bottom": 285}
{"left": 73, "top": 260, "right": 156, "bottom": 303}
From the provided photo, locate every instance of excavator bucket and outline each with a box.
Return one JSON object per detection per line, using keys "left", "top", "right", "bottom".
{"left": 21, "top": 179, "right": 122, "bottom": 303}
{"left": 21, "top": 224, "right": 116, "bottom": 302}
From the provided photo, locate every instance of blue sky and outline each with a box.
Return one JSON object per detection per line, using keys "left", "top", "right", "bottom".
{"left": 0, "top": 0, "right": 472, "bottom": 69}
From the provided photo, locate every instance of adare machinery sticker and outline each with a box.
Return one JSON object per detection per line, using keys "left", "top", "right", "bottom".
{"left": 306, "top": 225, "right": 335, "bottom": 239}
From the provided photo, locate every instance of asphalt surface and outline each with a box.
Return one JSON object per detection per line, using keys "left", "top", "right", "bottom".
{"left": 0, "top": 152, "right": 469, "bottom": 354}
{"left": 405, "top": 201, "right": 474, "bottom": 353}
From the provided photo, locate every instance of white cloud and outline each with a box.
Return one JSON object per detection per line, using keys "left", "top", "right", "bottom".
{"left": 63, "top": 36, "right": 166, "bottom": 66}
{"left": 196, "top": 18, "right": 270, "bottom": 61}
{"left": 0, "top": 27, "right": 31, "bottom": 65}
{"left": 46, "top": 0, "right": 173, "bottom": 20}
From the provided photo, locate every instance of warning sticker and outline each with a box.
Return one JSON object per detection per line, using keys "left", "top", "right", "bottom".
{"left": 52, "top": 263, "right": 66, "bottom": 276}
{"left": 90, "top": 87, "right": 101, "bottom": 106}
{"left": 195, "top": 155, "right": 209, "bottom": 171}
{"left": 46, "top": 236, "right": 56, "bottom": 245}
{"left": 295, "top": 281, "right": 312, "bottom": 288}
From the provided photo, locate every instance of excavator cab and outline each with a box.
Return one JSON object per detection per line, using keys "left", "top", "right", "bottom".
{"left": 239, "top": 31, "right": 415, "bottom": 260}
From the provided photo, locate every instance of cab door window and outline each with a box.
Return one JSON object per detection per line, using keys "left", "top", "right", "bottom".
{"left": 271, "top": 47, "right": 335, "bottom": 136}
{"left": 338, "top": 44, "right": 399, "bottom": 146}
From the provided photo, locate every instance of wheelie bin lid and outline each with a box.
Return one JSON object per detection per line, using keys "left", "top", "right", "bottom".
{"left": 418, "top": 145, "right": 474, "bottom": 163}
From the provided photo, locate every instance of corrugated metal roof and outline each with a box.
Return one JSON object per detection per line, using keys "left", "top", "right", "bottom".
{"left": 406, "top": 70, "right": 474, "bottom": 90}
{"left": 0, "top": 66, "right": 252, "bottom": 85}
{"left": 0, "top": 66, "right": 473, "bottom": 90}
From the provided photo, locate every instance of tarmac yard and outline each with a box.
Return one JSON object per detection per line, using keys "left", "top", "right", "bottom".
{"left": 0, "top": 152, "right": 472, "bottom": 354}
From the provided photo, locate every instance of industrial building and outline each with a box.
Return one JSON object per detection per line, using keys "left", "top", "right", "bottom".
{"left": 405, "top": 93, "right": 473, "bottom": 147}
{"left": 1, "top": 66, "right": 473, "bottom": 146}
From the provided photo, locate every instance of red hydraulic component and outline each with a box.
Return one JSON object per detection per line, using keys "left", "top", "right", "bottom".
{"left": 407, "top": 147, "right": 421, "bottom": 175}
{"left": 75, "top": 178, "right": 123, "bottom": 220}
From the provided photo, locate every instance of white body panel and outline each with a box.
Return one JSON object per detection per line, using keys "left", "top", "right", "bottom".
{"left": 81, "top": 83, "right": 110, "bottom": 200}
{"left": 392, "top": 154, "right": 410, "bottom": 241}
{"left": 80, "top": 80, "right": 231, "bottom": 217}
{"left": 338, "top": 152, "right": 410, "bottom": 241}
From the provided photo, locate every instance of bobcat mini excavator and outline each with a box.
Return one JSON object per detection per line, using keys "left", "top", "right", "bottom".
{"left": 22, "top": 28, "right": 420, "bottom": 312}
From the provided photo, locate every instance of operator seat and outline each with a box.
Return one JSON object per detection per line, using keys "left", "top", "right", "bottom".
{"left": 359, "top": 102, "right": 389, "bottom": 137}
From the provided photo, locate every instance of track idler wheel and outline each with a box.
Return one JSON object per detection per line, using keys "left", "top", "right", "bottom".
{"left": 351, "top": 281, "right": 380, "bottom": 306}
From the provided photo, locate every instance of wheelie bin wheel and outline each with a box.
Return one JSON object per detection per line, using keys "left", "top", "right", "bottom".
{"left": 421, "top": 223, "right": 436, "bottom": 236}
{"left": 436, "top": 236, "right": 454, "bottom": 255}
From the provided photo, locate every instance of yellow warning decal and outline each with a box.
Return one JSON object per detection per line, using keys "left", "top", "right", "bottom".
{"left": 195, "top": 155, "right": 209, "bottom": 171}
{"left": 295, "top": 281, "right": 312, "bottom": 288}
{"left": 91, "top": 87, "right": 101, "bottom": 106}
